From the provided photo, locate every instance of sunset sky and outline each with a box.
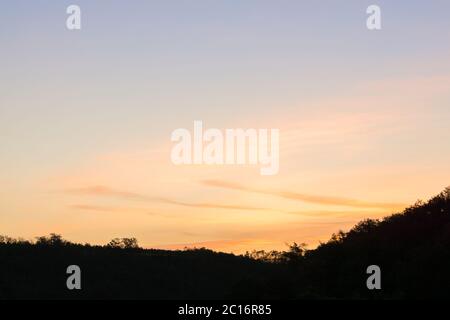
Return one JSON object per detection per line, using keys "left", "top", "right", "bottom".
{"left": 1, "top": 0, "right": 450, "bottom": 253}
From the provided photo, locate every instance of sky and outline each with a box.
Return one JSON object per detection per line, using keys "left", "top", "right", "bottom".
{"left": 1, "top": 0, "right": 450, "bottom": 253}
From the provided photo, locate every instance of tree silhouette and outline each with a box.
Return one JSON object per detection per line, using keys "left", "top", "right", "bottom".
{"left": 107, "top": 237, "right": 139, "bottom": 249}
{"left": 1, "top": 187, "right": 449, "bottom": 299}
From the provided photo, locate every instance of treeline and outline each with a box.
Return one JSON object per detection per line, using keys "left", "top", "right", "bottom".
{"left": 0, "top": 234, "right": 140, "bottom": 249}
{"left": 1, "top": 187, "right": 449, "bottom": 299}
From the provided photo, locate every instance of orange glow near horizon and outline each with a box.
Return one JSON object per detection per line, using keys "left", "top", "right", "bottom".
{"left": 2, "top": 75, "right": 450, "bottom": 253}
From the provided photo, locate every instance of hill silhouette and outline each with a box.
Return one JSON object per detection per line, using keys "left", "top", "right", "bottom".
{"left": 1, "top": 187, "right": 449, "bottom": 299}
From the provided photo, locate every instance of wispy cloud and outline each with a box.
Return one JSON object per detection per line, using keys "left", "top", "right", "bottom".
{"left": 65, "top": 186, "right": 155, "bottom": 201}
{"left": 287, "top": 210, "right": 388, "bottom": 220}
{"left": 202, "top": 180, "right": 406, "bottom": 210}
{"left": 64, "top": 185, "right": 275, "bottom": 212}
{"left": 158, "top": 198, "right": 275, "bottom": 212}
{"left": 69, "top": 204, "right": 121, "bottom": 212}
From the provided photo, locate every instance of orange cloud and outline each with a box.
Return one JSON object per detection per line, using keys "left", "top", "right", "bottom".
{"left": 65, "top": 186, "right": 155, "bottom": 201}
{"left": 202, "top": 179, "right": 406, "bottom": 210}
{"left": 65, "top": 185, "right": 277, "bottom": 212}
{"left": 287, "top": 210, "right": 389, "bottom": 220}
{"left": 158, "top": 198, "right": 276, "bottom": 212}
{"left": 69, "top": 204, "right": 121, "bottom": 212}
